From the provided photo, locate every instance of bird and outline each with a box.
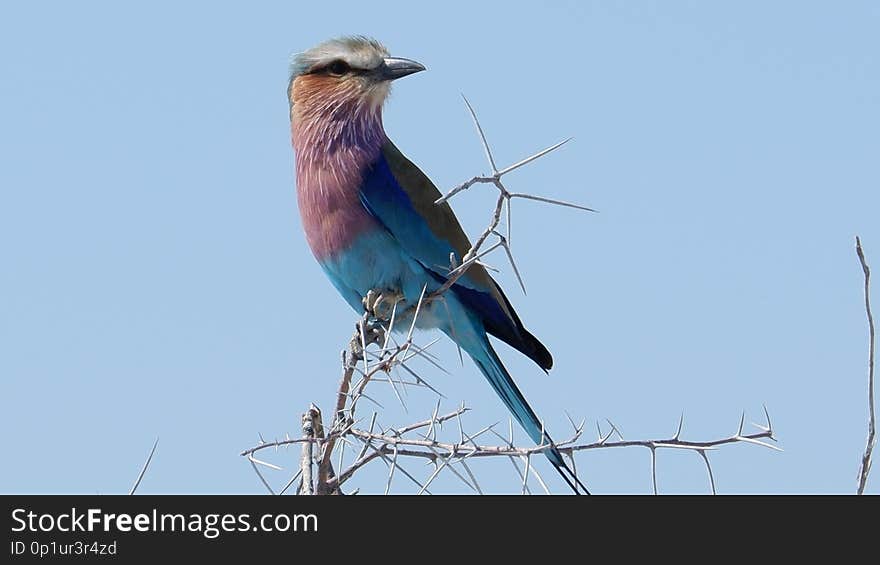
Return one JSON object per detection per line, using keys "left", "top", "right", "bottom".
{"left": 287, "top": 36, "right": 587, "bottom": 494}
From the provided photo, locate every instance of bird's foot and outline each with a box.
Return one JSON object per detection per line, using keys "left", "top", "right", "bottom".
{"left": 362, "top": 288, "right": 406, "bottom": 322}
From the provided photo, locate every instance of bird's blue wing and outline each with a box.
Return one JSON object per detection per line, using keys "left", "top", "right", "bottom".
{"left": 358, "top": 140, "right": 552, "bottom": 370}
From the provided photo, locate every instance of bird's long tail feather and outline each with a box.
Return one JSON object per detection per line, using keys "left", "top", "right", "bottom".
{"left": 471, "top": 340, "right": 589, "bottom": 494}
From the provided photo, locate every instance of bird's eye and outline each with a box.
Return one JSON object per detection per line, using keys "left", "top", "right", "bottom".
{"left": 326, "top": 60, "right": 350, "bottom": 76}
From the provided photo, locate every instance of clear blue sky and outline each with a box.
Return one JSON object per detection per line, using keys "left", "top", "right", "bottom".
{"left": 1, "top": 1, "right": 878, "bottom": 494}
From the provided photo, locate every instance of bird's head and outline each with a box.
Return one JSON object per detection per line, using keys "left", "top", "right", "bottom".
{"left": 288, "top": 36, "right": 425, "bottom": 121}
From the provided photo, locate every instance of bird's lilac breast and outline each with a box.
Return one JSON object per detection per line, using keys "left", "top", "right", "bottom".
{"left": 292, "top": 115, "right": 385, "bottom": 261}
{"left": 296, "top": 166, "right": 377, "bottom": 260}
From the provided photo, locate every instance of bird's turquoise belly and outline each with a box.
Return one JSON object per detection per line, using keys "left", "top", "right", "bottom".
{"left": 319, "top": 229, "right": 445, "bottom": 326}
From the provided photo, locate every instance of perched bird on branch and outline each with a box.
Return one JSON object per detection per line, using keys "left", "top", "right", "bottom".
{"left": 288, "top": 36, "right": 586, "bottom": 494}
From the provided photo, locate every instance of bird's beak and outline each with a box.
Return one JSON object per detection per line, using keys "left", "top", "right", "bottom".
{"left": 378, "top": 57, "right": 426, "bottom": 81}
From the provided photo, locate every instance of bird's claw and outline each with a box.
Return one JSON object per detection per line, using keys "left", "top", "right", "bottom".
{"left": 362, "top": 289, "right": 405, "bottom": 322}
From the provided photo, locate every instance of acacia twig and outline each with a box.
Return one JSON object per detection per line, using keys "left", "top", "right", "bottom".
{"left": 298, "top": 406, "right": 320, "bottom": 495}
{"left": 856, "top": 236, "right": 875, "bottom": 494}
{"left": 425, "top": 96, "right": 594, "bottom": 303}
{"left": 348, "top": 410, "right": 777, "bottom": 459}
{"left": 317, "top": 330, "right": 362, "bottom": 490}
{"left": 129, "top": 437, "right": 159, "bottom": 495}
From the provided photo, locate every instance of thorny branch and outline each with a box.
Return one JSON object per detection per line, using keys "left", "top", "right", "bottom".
{"left": 243, "top": 375, "right": 780, "bottom": 494}
{"left": 241, "top": 97, "right": 780, "bottom": 494}
{"left": 427, "top": 95, "right": 595, "bottom": 302}
{"left": 298, "top": 406, "right": 319, "bottom": 495}
{"left": 856, "top": 236, "right": 875, "bottom": 495}
{"left": 240, "top": 288, "right": 782, "bottom": 494}
{"left": 316, "top": 330, "right": 363, "bottom": 492}
{"left": 129, "top": 437, "right": 159, "bottom": 495}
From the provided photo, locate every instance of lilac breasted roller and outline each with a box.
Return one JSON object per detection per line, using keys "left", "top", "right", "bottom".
{"left": 288, "top": 37, "right": 586, "bottom": 493}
